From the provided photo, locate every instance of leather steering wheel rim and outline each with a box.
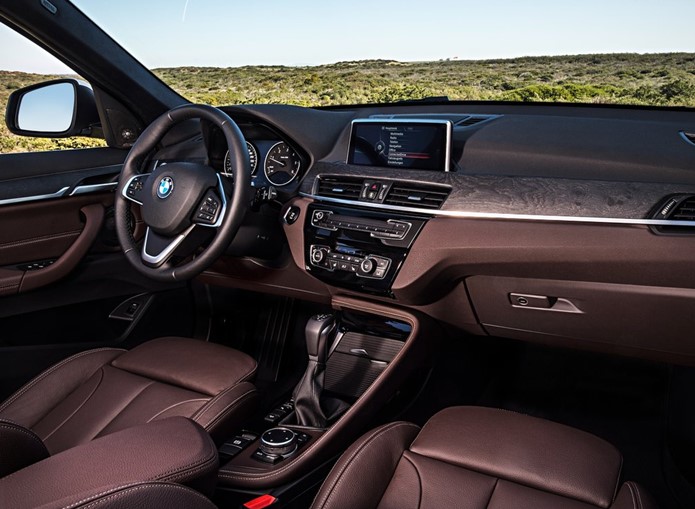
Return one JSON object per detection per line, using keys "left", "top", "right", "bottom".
{"left": 115, "top": 104, "right": 250, "bottom": 282}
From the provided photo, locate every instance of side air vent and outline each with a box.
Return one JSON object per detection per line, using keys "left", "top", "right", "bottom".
{"left": 384, "top": 183, "right": 451, "bottom": 209}
{"left": 670, "top": 196, "right": 695, "bottom": 221}
{"left": 316, "top": 176, "right": 363, "bottom": 199}
{"left": 651, "top": 194, "right": 695, "bottom": 234}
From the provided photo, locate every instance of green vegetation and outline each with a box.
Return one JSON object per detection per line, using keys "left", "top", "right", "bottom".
{"left": 155, "top": 53, "right": 695, "bottom": 107}
{"left": 2, "top": 53, "right": 694, "bottom": 153}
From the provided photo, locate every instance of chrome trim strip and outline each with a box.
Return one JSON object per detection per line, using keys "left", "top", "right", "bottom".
{"left": 0, "top": 186, "right": 69, "bottom": 206}
{"left": 142, "top": 223, "right": 196, "bottom": 267}
{"left": 69, "top": 182, "right": 118, "bottom": 196}
{"left": 300, "top": 192, "right": 695, "bottom": 227}
{"left": 679, "top": 130, "right": 695, "bottom": 147}
{"left": 347, "top": 118, "right": 452, "bottom": 172}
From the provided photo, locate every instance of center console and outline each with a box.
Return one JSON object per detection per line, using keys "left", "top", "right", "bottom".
{"left": 215, "top": 299, "right": 435, "bottom": 502}
{"left": 304, "top": 203, "right": 427, "bottom": 296}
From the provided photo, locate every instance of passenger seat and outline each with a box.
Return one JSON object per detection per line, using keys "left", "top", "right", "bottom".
{"left": 310, "top": 406, "right": 656, "bottom": 509}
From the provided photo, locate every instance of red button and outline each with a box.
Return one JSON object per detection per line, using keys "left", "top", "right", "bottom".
{"left": 243, "top": 494, "right": 277, "bottom": 509}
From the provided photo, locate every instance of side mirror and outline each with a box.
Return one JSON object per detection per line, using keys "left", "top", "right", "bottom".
{"left": 5, "top": 78, "right": 101, "bottom": 138}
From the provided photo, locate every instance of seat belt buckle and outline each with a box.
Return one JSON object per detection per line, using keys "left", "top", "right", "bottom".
{"left": 242, "top": 494, "right": 278, "bottom": 509}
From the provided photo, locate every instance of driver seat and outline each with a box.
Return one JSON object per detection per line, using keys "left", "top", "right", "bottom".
{"left": 0, "top": 337, "right": 258, "bottom": 477}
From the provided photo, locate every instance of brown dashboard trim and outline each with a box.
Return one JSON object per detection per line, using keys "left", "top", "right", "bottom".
{"left": 394, "top": 217, "right": 695, "bottom": 304}
{"left": 300, "top": 161, "right": 695, "bottom": 222}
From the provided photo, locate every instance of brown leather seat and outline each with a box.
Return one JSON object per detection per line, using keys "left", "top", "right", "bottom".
{"left": 0, "top": 417, "right": 220, "bottom": 509}
{"left": 311, "top": 406, "right": 658, "bottom": 509}
{"left": 0, "top": 337, "right": 258, "bottom": 475}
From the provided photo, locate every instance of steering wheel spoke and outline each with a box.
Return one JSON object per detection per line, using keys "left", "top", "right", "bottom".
{"left": 141, "top": 224, "right": 197, "bottom": 267}
{"left": 192, "top": 174, "right": 228, "bottom": 228}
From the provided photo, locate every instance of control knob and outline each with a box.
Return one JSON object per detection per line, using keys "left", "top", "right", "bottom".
{"left": 259, "top": 427, "right": 298, "bottom": 456}
{"left": 360, "top": 257, "right": 375, "bottom": 274}
{"left": 311, "top": 247, "right": 327, "bottom": 264}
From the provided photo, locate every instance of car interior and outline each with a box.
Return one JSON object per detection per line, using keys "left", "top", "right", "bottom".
{"left": 0, "top": 1, "right": 695, "bottom": 508}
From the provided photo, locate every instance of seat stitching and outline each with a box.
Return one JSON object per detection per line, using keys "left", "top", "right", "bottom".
{"left": 191, "top": 384, "right": 242, "bottom": 421}
{"left": 146, "top": 398, "right": 209, "bottom": 423}
{"left": 403, "top": 454, "right": 423, "bottom": 509}
{"left": 90, "top": 379, "right": 157, "bottom": 440}
{"left": 198, "top": 389, "right": 257, "bottom": 431}
{"left": 0, "top": 421, "right": 44, "bottom": 442}
{"left": 0, "top": 348, "right": 125, "bottom": 414}
{"left": 238, "top": 363, "right": 258, "bottom": 384}
{"left": 60, "top": 482, "right": 211, "bottom": 509}
{"left": 627, "top": 482, "right": 642, "bottom": 509}
{"left": 40, "top": 368, "right": 106, "bottom": 442}
{"left": 0, "top": 229, "right": 81, "bottom": 250}
{"left": 153, "top": 443, "right": 218, "bottom": 483}
{"left": 483, "top": 478, "right": 500, "bottom": 509}
{"left": 311, "top": 422, "right": 419, "bottom": 509}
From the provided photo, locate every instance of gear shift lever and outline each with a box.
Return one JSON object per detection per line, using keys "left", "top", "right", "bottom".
{"left": 292, "top": 314, "right": 336, "bottom": 427}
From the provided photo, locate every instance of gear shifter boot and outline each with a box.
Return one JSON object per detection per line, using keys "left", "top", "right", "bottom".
{"left": 292, "top": 314, "right": 336, "bottom": 428}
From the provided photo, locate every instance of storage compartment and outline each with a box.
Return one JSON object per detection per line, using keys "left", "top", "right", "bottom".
{"left": 325, "top": 332, "right": 403, "bottom": 398}
{"left": 466, "top": 275, "right": 695, "bottom": 364}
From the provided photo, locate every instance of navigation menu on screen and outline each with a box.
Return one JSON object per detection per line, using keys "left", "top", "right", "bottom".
{"left": 347, "top": 119, "right": 451, "bottom": 171}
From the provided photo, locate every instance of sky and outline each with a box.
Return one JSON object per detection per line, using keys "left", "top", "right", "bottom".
{"left": 0, "top": 0, "right": 694, "bottom": 74}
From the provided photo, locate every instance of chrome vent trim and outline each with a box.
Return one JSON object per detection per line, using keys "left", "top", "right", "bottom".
{"left": 316, "top": 176, "right": 363, "bottom": 199}
{"left": 384, "top": 183, "right": 451, "bottom": 209}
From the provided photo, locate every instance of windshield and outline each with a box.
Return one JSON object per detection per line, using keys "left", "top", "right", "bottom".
{"left": 22, "top": 1, "right": 695, "bottom": 108}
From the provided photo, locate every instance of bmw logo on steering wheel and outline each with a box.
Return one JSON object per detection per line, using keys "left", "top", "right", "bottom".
{"left": 156, "top": 176, "right": 174, "bottom": 199}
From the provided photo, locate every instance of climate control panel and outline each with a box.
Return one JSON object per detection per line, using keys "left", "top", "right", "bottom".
{"left": 303, "top": 203, "right": 427, "bottom": 296}
{"left": 310, "top": 245, "right": 391, "bottom": 279}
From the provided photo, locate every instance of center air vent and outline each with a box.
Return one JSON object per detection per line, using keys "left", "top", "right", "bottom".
{"left": 316, "top": 176, "right": 363, "bottom": 199}
{"left": 384, "top": 183, "right": 451, "bottom": 209}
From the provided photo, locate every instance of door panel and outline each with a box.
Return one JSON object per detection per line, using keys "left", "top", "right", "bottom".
{"left": 0, "top": 148, "right": 195, "bottom": 400}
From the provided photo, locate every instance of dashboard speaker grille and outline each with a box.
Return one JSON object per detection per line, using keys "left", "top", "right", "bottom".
{"left": 384, "top": 183, "right": 451, "bottom": 209}
{"left": 316, "top": 176, "right": 363, "bottom": 199}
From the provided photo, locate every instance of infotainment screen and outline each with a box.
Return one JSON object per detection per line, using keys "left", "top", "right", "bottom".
{"left": 347, "top": 119, "right": 451, "bottom": 171}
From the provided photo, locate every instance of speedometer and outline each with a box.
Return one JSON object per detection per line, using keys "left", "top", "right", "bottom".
{"left": 224, "top": 141, "right": 257, "bottom": 177}
{"left": 263, "top": 142, "right": 301, "bottom": 187}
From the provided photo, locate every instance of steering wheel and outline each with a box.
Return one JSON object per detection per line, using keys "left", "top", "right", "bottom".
{"left": 115, "top": 104, "right": 250, "bottom": 282}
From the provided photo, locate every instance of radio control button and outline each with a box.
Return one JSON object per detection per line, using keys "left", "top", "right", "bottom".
{"left": 373, "top": 257, "right": 389, "bottom": 268}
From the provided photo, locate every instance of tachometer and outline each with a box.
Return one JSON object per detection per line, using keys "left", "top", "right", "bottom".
{"left": 263, "top": 142, "right": 301, "bottom": 186}
{"left": 224, "top": 141, "right": 257, "bottom": 177}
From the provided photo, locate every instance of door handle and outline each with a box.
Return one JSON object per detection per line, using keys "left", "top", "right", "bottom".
{"left": 19, "top": 203, "right": 104, "bottom": 292}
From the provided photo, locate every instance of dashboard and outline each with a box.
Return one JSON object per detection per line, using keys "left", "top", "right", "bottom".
{"left": 194, "top": 102, "right": 695, "bottom": 367}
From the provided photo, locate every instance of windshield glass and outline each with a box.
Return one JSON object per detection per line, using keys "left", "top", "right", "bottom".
{"left": 32, "top": 1, "right": 695, "bottom": 107}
